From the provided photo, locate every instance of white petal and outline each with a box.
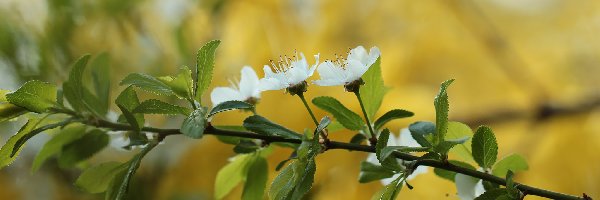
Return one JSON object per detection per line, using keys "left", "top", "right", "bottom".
{"left": 399, "top": 128, "right": 421, "bottom": 147}
{"left": 348, "top": 46, "right": 368, "bottom": 62}
{"left": 366, "top": 153, "right": 379, "bottom": 164}
{"left": 285, "top": 66, "right": 309, "bottom": 85}
{"left": 210, "top": 87, "right": 243, "bottom": 106}
{"left": 109, "top": 131, "right": 130, "bottom": 150}
{"left": 345, "top": 59, "right": 369, "bottom": 82}
{"left": 368, "top": 46, "right": 381, "bottom": 66}
{"left": 259, "top": 77, "right": 287, "bottom": 91}
{"left": 406, "top": 166, "right": 428, "bottom": 180}
{"left": 474, "top": 180, "right": 485, "bottom": 196}
{"left": 380, "top": 173, "right": 401, "bottom": 186}
{"left": 455, "top": 174, "right": 482, "bottom": 200}
{"left": 313, "top": 61, "right": 346, "bottom": 86}
{"left": 308, "top": 53, "right": 320, "bottom": 76}
{"left": 238, "top": 66, "right": 260, "bottom": 99}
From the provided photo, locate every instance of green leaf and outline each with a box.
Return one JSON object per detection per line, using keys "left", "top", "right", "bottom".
{"left": 195, "top": 40, "right": 221, "bottom": 101}
{"left": 375, "top": 129, "right": 390, "bottom": 162}
{"left": 434, "top": 136, "right": 470, "bottom": 155}
{"left": 90, "top": 53, "right": 111, "bottom": 115}
{"left": 474, "top": 188, "right": 510, "bottom": 200}
{"left": 63, "top": 54, "right": 103, "bottom": 116}
{"left": 312, "top": 96, "right": 364, "bottom": 130}
{"left": 106, "top": 141, "right": 157, "bottom": 200}
{"left": 215, "top": 154, "right": 253, "bottom": 199}
{"left": 433, "top": 160, "right": 476, "bottom": 182}
{"left": 233, "top": 140, "right": 260, "bottom": 154}
{"left": 75, "top": 162, "right": 125, "bottom": 193}
{"left": 0, "top": 119, "right": 40, "bottom": 169}
{"left": 181, "top": 108, "right": 208, "bottom": 139}
{"left": 0, "top": 89, "right": 9, "bottom": 102}
{"left": 158, "top": 66, "right": 194, "bottom": 99}
{"left": 32, "top": 125, "right": 86, "bottom": 172}
{"left": 359, "top": 57, "right": 388, "bottom": 119}
{"left": 374, "top": 109, "right": 414, "bottom": 130}
{"left": 446, "top": 122, "right": 474, "bottom": 162}
{"left": 327, "top": 120, "right": 344, "bottom": 133}
{"left": 314, "top": 116, "right": 331, "bottom": 136}
{"left": 408, "top": 121, "right": 435, "bottom": 147}
{"left": 243, "top": 115, "right": 302, "bottom": 140}
{"left": 270, "top": 137, "right": 320, "bottom": 200}
{"left": 0, "top": 103, "right": 28, "bottom": 123}
{"left": 242, "top": 156, "right": 268, "bottom": 200}
{"left": 6, "top": 80, "right": 57, "bottom": 113}
{"left": 378, "top": 176, "right": 403, "bottom": 200}
{"left": 358, "top": 161, "right": 395, "bottom": 183}
{"left": 350, "top": 133, "right": 367, "bottom": 145}
{"left": 434, "top": 79, "right": 454, "bottom": 145}
{"left": 209, "top": 100, "right": 253, "bottom": 117}
{"left": 58, "top": 129, "right": 109, "bottom": 168}
{"left": 120, "top": 73, "right": 174, "bottom": 96}
{"left": 269, "top": 160, "right": 296, "bottom": 200}
{"left": 472, "top": 126, "right": 498, "bottom": 169}
{"left": 11, "top": 119, "right": 74, "bottom": 158}
{"left": 115, "top": 86, "right": 144, "bottom": 131}
{"left": 380, "top": 146, "right": 430, "bottom": 162}
{"left": 492, "top": 154, "right": 528, "bottom": 177}
{"left": 133, "top": 99, "right": 191, "bottom": 116}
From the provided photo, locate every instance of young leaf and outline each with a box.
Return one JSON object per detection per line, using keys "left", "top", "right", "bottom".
{"left": 133, "top": 99, "right": 191, "bottom": 116}
{"left": 63, "top": 55, "right": 103, "bottom": 116}
{"left": 11, "top": 119, "right": 74, "bottom": 158}
{"left": 181, "top": 108, "right": 208, "bottom": 139}
{"left": 233, "top": 140, "right": 260, "bottom": 154}
{"left": 269, "top": 160, "right": 296, "bottom": 200}
{"left": 378, "top": 176, "right": 403, "bottom": 200}
{"left": 492, "top": 154, "right": 528, "bottom": 177}
{"left": 433, "top": 160, "right": 476, "bottom": 182}
{"left": 358, "top": 161, "right": 395, "bottom": 183}
{"left": 472, "top": 126, "right": 498, "bottom": 169}
{"left": 243, "top": 115, "right": 302, "bottom": 140}
{"left": 6, "top": 80, "right": 57, "bottom": 113}
{"left": 195, "top": 40, "right": 221, "bottom": 101}
{"left": 434, "top": 136, "right": 470, "bottom": 155}
{"left": 314, "top": 116, "right": 331, "bottom": 136}
{"left": 446, "top": 122, "right": 474, "bottom": 162}
{"left": 75, "top": 162, "right": 126, "bottom": 193}
{"left": 327, "top": 120, "right": 344, "bottom": 133}
{"left": 375, "top": 129, "right": 390, "bottom": 162}
{"left": 373, "top": 109, "right": 414, "bottom": 130}
{"left": 158, "top": 66, "right": 194, "bottom": 99}
{"left": 209, "top": 100, "right": 253, "bottom": 117}
{"left": 359, "top": 57, "right": 388, "bottom": 119}
{"left": 408, "top": 121, "right": 435, "bottom": 147}
{"left": 32, "top": 125, "right": 87, "bottom": 172}
{"left": 58, "top": 129, "right": 109, "bottom": 168}
{"left": 242, "top": 156, "right": 268, "bottom": 200}
{"left": 0, "top": 119, "right": 40, "bottom": 169}
{"left": 312, "top": 96, "right": 364, "bottom": 130}
{"left": 90, "top": 53, "right": 111, "bottom": 115}
{"left": 380, "top": 146, "right": 430, "bottom": 161}
{"left": 115, "top": 86, "right": 144, "bottom": 131}
{"left": 106, "top": 141, "right": 157, "bottom": 200}
{"left": 120, "top": 73, "right": 174, "bottom": 96}
{"left": 434, "top": 79, "right": 454, "bottom": 145}
{"left": 0, "top": 103, "right": 28, "bottom": 123}
{"left": 215, "top": 154, "right": 253, "bottom": 199}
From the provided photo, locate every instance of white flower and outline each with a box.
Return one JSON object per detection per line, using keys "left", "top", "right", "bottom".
{"left": 366, "top": 128, "right": 428, "bottom": 185}
{"left": 313, "top": 46, "right": 380, "bottom": 86}
{"left": 455, "top": 173, "right": 485, "bottom": 200}
{"left": 210, "top": 66, "right": 261, "bottom": 106}
{"left": 258, "top": 52, "right": 319, "bottom": 91}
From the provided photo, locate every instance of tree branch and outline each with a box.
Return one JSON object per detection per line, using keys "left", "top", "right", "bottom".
{"left": 86, "top": 119, "right": 586, "bottom": 200}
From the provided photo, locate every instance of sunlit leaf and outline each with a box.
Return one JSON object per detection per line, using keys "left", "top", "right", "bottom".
{"left": 446, "top": 122, "right": 474, "bottom": 162}
{"left": 492, "top": 154, "right": 528, "bottom": 177}
{"left": 215, "top": 154, "right": 253, "bottom": 199}
{"left": 434, "top": 79, "right": 454, "bottom": 145}
{"left": 158, "top": 66, "right": 194, "bottom": 99}
{"left": 242, "top": 156, "right": 268, "bottom": 200}
{"left": 195, "top": 40, "right": 221, "bottom": 101}
{"left": 0, "top": 103, "right": 28, "bottom": 123}
{"left": 359, "top": 57, "right": 388, "bottom": 119}
{"left": 312, "top": 96, "right": 364, "bottom": 130}
{"left": 120, "top": 73, "right": 174, "bottom": 96}
{"left": 6, "top": 80, "right": 57, "bottom": 113}
{"left": 0, "top": 119, "right": 41, "bottom": 169}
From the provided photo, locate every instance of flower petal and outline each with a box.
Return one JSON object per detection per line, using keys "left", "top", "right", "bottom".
{"left": 313, "top": 61, "right": 346, "bottom": 86}
{"left": 368, "top": 46, "right": 381, "bottom": 66}
{"left": 455, "top": 173, "right": 482, "bottom": 200}
{"left": 259, "top": 77, "right": 287, "bottom": 91}
{"left": 308, "top": 53, "right": 320, "bottom": 76}
{"left": 210, "top": 87, "right": 242, "bottom": 106}
{"left": 348, "top": 46, "right": 369, "bottom": 64}
{"left": 399, "top": 128, "right": 421, "bottom": 147}
{"left": 345, "top": 59, "right": 369, "bottom": 82}
{"left": 406, "top": 166, "right": 428, "bottom": 180}
{"left": 285, "top": 65, "right": 309, "bottom": 86}
{"left": 238, "top": 66, "right": 260, "bottom": 99}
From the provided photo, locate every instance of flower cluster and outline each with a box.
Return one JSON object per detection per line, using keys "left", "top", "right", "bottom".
{"left": 210, "top": 46, "right": 381, "bottom": 105}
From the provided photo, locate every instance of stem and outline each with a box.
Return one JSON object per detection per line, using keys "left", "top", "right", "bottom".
{"left": 80, "top": 118, "right": 584, "bottom": 200}
{"left": 353, "top": 91, "right": 377, "bottom": 145}
{"left": 297, "top": 93, "right": 319, "bottom": 125}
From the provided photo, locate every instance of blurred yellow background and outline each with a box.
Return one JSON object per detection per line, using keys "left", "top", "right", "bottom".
{"left": 1, "top": 0, "right": 599, "bottom": 199}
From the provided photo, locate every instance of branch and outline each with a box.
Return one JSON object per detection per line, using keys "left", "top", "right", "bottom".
{"left": 86, "top": 119, "right": 586, "bottom": 200}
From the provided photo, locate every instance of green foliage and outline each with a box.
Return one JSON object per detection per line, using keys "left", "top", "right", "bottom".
{"left": 11, "top": 119, "right": 75, "bottom": 158}
{"left": 115, "top": 86, "right": 145, "bottom": 131}
{"left": 359, "top": 57, "right": 388, "bottom": 119}
{"left": 32, "top": 125, "right": 87, "bottom": 172}
{"left": 120, "top": 73, "right": 174, "bottom": 96}
{"left": 215, "top": 150, "right": 271, "bottom": 200}
{"left": 373, "top": 109, "right": 413, "bottom": 130}
{"left": 90, "top": 53, "right": 111, "bottom": 115}
{"left": 181, "top": 108, "right": 208, "bottom": 139}
{"left": 242, "top": 156, "right": 268, "bottom": 200}
{"left": 58, "top": 129, "right": 109, "bottom": 168}
{"left": 6, "top": 80, "right": 57, "bottom": 113}
{"left": 433, "top": 79, "right": 454, "bottom": 146}
{"left": 133, "top": 99, "right": 191, "bottom": 116}
{"left": 63, "top": 55, "right": 107, "bottom": 116}
{"left": 375, "top": 129, "right": 390, "bottom": 162}
{"left": 408, "top": 121, "right": 435, "bottom": 147}
{"left": 378, "top": 176, "right": 403, "bottom": 200}
{"left": 433, "top": 160, "right": 476, "bottom": 182}
{"left": 380, "top": 146, "right": 429, "bottom": 162}
{"left": 215, "top": 154, "right": 253, "bottom": 199}
{"left": 243, "top": 115, "right": 302, "bottom": 140}
{"left": 76, "top": 162, "right": 124, "bottom": 194}
{"left": 158, "top": 66, "right": 194, "bottom": 100}
{"left": 312, "top": 96, "right": 364, "bottom": 130}
{"left": 474, "top": 188, "right": 510, "bottom": 200}
{"left": 195, "top": 40, "right": 221, "bottom": 101}
{"left": 492, "top": 154, "right": 528, "bottom": 177}
{"left": 0, "top": 103, "right": 28, "bottom": 123}
{"left": 358, "top": 161, "right": 395, "bottom": 183}
{"left": 269, "top": 137, "right": 320, "bottom": 200}
{"left": 106, "top": 141, "right": 157, "bottom": 200}
{"left": 209, "top": 100, "right": 253, "bottom": 116}
{"left": 472, "top": 126, "right": 498, "bottom": 169}
{"left": 446, "top": 122, "right": 474, "bottom": 162}
{"left": 0, "top": 119, "right": 40, "bottom": 169}
{"left": 350, "top": 133, "right": 367, "bottom": 145}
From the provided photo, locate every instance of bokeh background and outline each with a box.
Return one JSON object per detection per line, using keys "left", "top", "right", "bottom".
{"left": 1, "top": 0, "right": 599, "bottom": 199}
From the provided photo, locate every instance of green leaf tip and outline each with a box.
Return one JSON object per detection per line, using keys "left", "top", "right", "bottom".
{"left": 195, "top": 40, "right": 221, "bottom": 102}
{"left": 434, "top": 79, "right": 454, "bottom": 146}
